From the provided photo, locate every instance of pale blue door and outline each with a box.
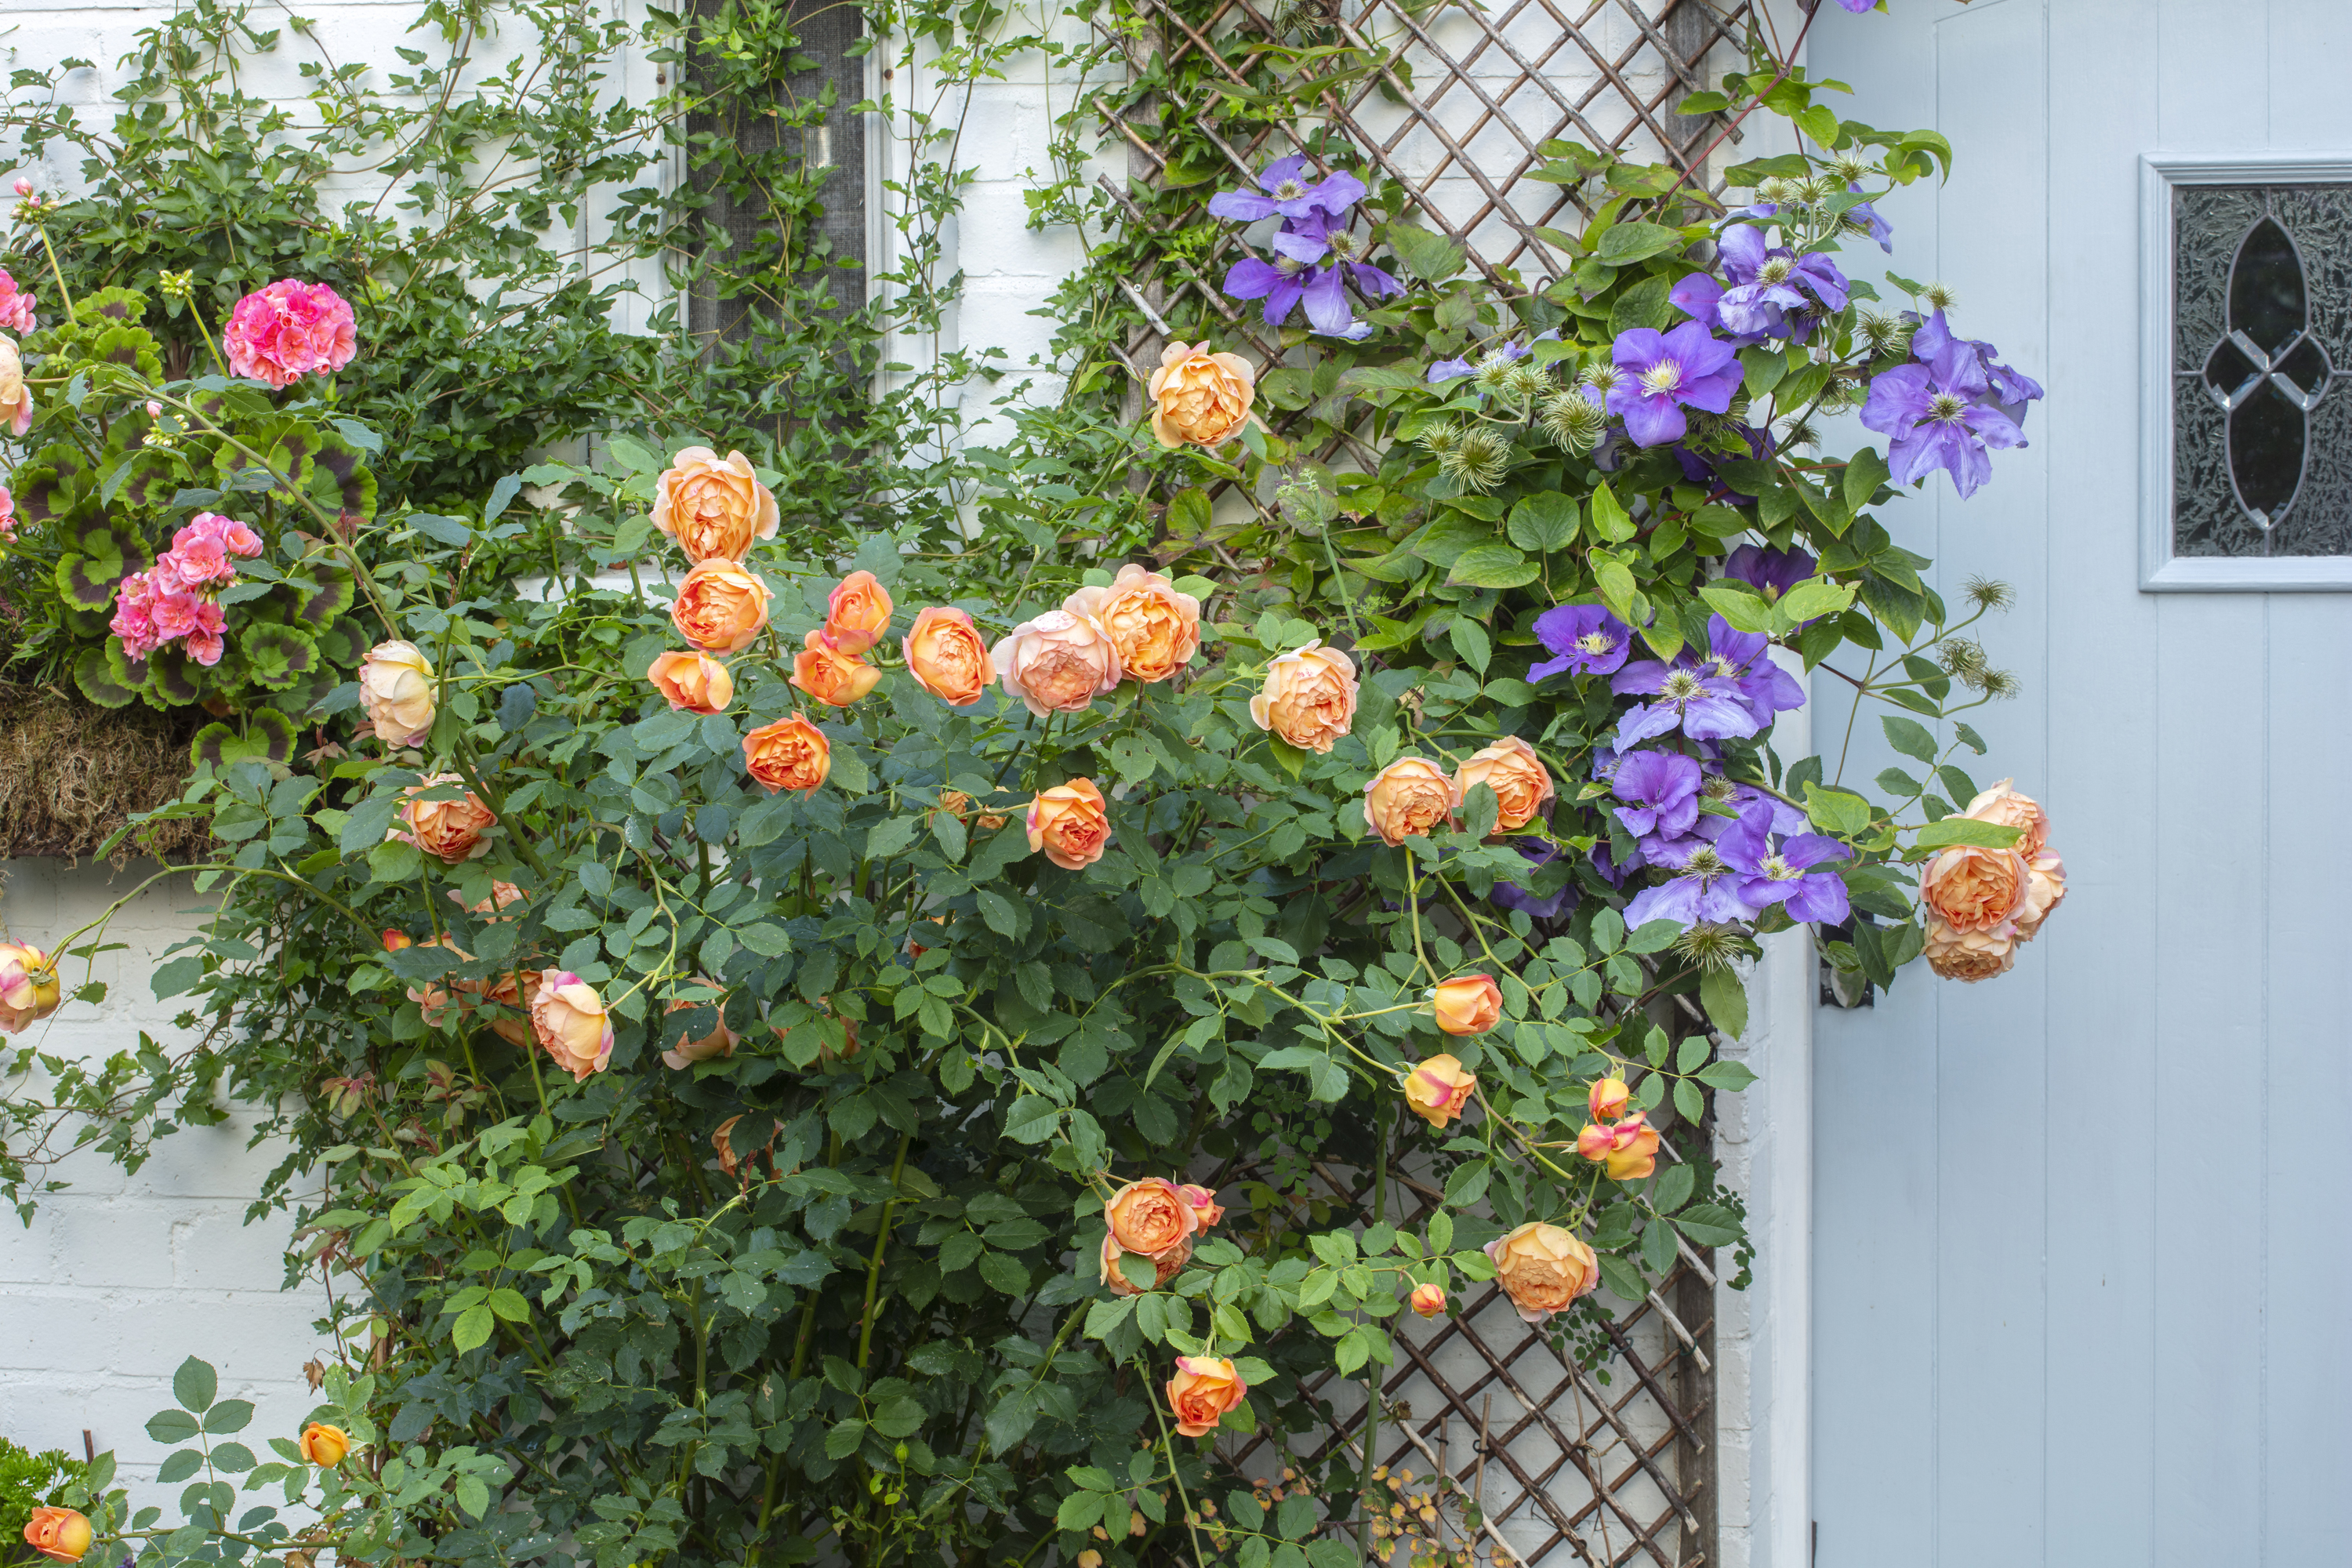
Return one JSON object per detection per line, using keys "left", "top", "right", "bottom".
{"left": 1808, "top": 1, "right": 2352, "bottom": 1563}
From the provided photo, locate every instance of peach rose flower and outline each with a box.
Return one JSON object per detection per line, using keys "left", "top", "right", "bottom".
{"left": 1484, "top": 1221, "right": 1601, "bottom": 1324}
{"left": 1062, "top": 564, "right": 1200, "bottom": 684}
{"left": 1576, "top": 1112, "right": 1660, "bottom": 1181}
{"left": 391, "top": 774, "right": 496, "bottom": 863}
{"left": 1454, "top": 735, "right": 1555, "bottom": 833}
{"left": 1105, "top": 1176, "right": 1198, "bottom": 1259}
{"left": 1924, "top": 916, "right": 2017, "bottom": 982}
{"left": 0, "top": 336, "right": 34, "bottom": 437}
{"left": 935, "top": 789, "right": 1007, "bottom": 833}
{"left": 670, "top": 558, "right": 773, "bottom": 653}
{"left": 299, "top": 1422, "right": 351, "bottom": 1466}
{"left": 905, "top": 606, "right": 994, "bottom": 706}
{"left": 2013, "top": 848, "right": 2067, "bottom": 940}
{"left": 0, "top": 941, "right": 60, "bottom": 1033}
{"left": 1250, "top": 641, "right": 1359, "bottom": 753}
{"left": 1432, "top": 974, "right": 1502, "bottom": 1036}
{"left": 646, "top": 650, "right": 734, "bottom": 715}
{"left": 530, "top": 971, "right": 614, "bottom": 1082}
{"left": 472, "top": 969, "right": 539, "bottom": 1048}
{"left": 1410, "top": 1283, "right": 1447, "bottom": 1319}
{"left": 1149, "top": 340, "right": 1255, "bottom": 448}
{"left": 1363, "top": 756, "right": 1458, "bottom": 845}
{"left": 1177, "top": 1182, "right": 1225, "bottom": 1229}
{"left": 1403, "top": 1053, "right": 1477, "bottom": 1127}
{"left": 1962, "top": 777, "right": 2049, "bottom": 858}
{"left": 1165, "top": 1356, "right": 1248, "bottom": 1437}
{"left": 662, "top": 986, "right": 738, "bottom": 1069}
{"left": 651, "top": 447, "right": 779, "bottom": 562}
{"left": 450, "top": 882, "right": 526, "bottom": 918}
{"left": 384, "top": 930, "right": 466, "bottom": 1025}
{"left": 1028, "top": 778, "right": 1111, "bottom": 869}
{"left": 358, "top": 639, "right": 436, "bottom": 746}
{"left": 1588, "top": 1076, "right": 1630, "bottom": 1122}
{"left": 22, "top": 1507, "right": 91, "bottom": 1564}
{"left": 1102, "top": 1231, "right": 1192, "bottom": 1296}
{"left": 790, "top": 630, "right": 881, "bottom": 707}
{"left": 742, "top": 714, "right": 832, "bottom": 794}
{"left": 1920, "top": 840, "right": 2028, "bottom": 934}
{"left": 993, "top": 609, "right": 1123, "bottom": 717}
{"left": 822, "top": 570, "right": 894, "bottom": 655}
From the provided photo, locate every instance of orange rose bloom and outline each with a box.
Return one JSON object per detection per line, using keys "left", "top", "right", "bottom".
{"left": 1483, "top": 1221, "right": 1600, "bottom": 1324}
{"left": 1250, "top": 641, "right": 1359, "bottom": 753}
{"left": 992, "top": 609, "right": 1123, "bottom": 717}
{"left": 1410, "top": 1283, "right": 1447, "bottom": 1319}
{"left": 1576, "top": 1111, "right": 1660, "bottom": 1181}
{"left": 646, "top": 650, "right": 734, "bottom": 715}
{"left": 823, "top": 570, "right": 894, "bottom": 655}
{"left": 651, "top": 446, "right": 779, "bottom": 562}
{"left": 663, "top": 986, "right": 738, "bottom": 1069}
{"left": 790, "top": 629, "right": 881, "bottom": 707}
{"left": 742, "top": 714, "right": 831, "bottom": 794}
{"left": 1177, "top": 1182, "right": 1225, "bottom": 1229}
{"left": 530, "top": 971, "right": 613, "bottom": 1081}
{"left": 1403, "top": 1054, "right": 1477, "bottom": 1127}
{"left": 2013, "top": 848, "right": 2067, "bottom": 940}
{"left": 1962, "top": 777, "right": 2049, "bottom": 858}
{"left": 1028, "top": 778, "right": 1111, "bottom": 869}
{"left": 1164, "top": 1356, "right": 1248, "bottom": 1437}
{"left": 391, "top": 774, "right": 496, "bottom": 863}
{"left": 1920, "top": 840, "right": 2028, "bottom": 934}
{"left": 670, "top": 557, "right": 773, "bottom": 653}
{"left": 1149, "top": 340, "right": 1255, "bottom": 448}
{"left": 299, "top": 1422, "right": 351, "bottom": 1466}
{"left": 1924, "top": 916, "right": 2016, "bottom": 982}
{"left": 1454, "top": 735, "right": 1555, "bottom": 833}
{"left": 22, "top": 1508, "right": 91, "bottom": 1564}
{"left": 471, "top": 969, "right": 538, "bottom": 1047}
{"left": 904, "top": 606, "right": 994, "bottom": 706}
{"left": 1588, "top": 1076, "right": 1630, "bottom": 1122}
{"left": 1363, "top": 757, "right": 1458, "bottom": 845}
{"left": 449, "top": 881, "right": 526, "bottom": 918}
{"left": 1432, "top": 974, "right": 1503, "bottom": 1036}
{"left": 0, "top": 941, "right": 61, "bottom": 1033}
{"left": 1062, "top": 564, "right": 1201, "bottom": 684}
{"left": 1101, "top": 1231, "right": 1191, "bottom": 1296}
{"left": 1105, "top": 1176, "right": 1198, "bottom": 1258}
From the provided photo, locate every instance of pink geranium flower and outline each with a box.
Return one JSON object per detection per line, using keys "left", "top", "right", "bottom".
{"left": 0, "top": 269, "right": 33, "bottom": 335}
{"left": 223, "top": 280, "right": 358, "bottom": 390}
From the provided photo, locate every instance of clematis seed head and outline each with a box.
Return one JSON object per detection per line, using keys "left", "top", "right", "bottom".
{"left": 1963, "top": 575, "right": 2014, "bottom": 612}
{"left": 1439, "top": 426, "right": 1512, "bottom": 493}
{"left": 1539, "top": 390, "right": 1606, "bottom": 453}
{"left": 1922, "top": 280, "right": 1961, "bottom": 310}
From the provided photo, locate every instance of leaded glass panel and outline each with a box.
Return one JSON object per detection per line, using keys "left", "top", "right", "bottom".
{"left": 2174, "top": 183, "right": 2352, "bottom": 557}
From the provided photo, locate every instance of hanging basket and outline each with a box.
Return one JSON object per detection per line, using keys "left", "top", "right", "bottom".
{"left": 0, "top": 684, "right": 212, "bottom": 862}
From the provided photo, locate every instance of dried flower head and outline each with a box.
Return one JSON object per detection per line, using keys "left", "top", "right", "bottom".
{"left": 1439, "top": 426, "right": 1512, "bottom": 493}
{"left": 1472, "top": 350, "right": 1521, "bottom": 393}
{"left": 1539, "top": 389, "right": 1607, "bottom": 453}
{"left": 1673, "top": 920, "right": 1753, "bottom": 972}
{"left": 1778, "top": 416, "right": 1823, "bottom": 450}
{"left": 1418, "top": 421, "right": 1462, "bottom": 459}
{"left": 1857, "top": 308, "right": 1906, "bottom": 354}
{"left": 1756, "top": 176, "right": 1798, "bottom": 203}
{"left": 1964, "top": 575, "right": 2015, "bottom": 612}
{"left": 1936, "top": 637, "right": 1989, "bottom": 677}
{"left": 1504, "top": 362, "right": 1551, "bottom": 401}
{"left": 1581, "top": 361, "right": 1624, "bottom": 398}
{"left": 1922, "top": 280, "right": 1962, "bottom": 311}
{"left": 1977, "top": 667, "right": 2022, "bottom": 700}
{"left": 1830, "top": 151, "right": 1872, "bottom": 183}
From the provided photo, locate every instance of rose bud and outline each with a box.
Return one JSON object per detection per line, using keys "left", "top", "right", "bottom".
{"left": 1164, "top": 1356, "right": 1248, "bottom": 1437}
{"left": 1176, "top": 1182, "right": 1225, "bottom": 1229}
{"left": 650, "top": 446, "right": 779, "bottom": 563}
{"left": 1149, "top": 340, "right": 1256, "bottom": 448}
{"left": 22, "top": 1507, "right": 91, "bottom": 1564}
{"left": 358, "top": 639, "right": 437, "bottom": 747}
{"left": 1483, "top": 1221, "right": 1600, "bottom": 1324}
{"left": 822, "top": 569, "right": 894, "bottom": 655}
{"left": 1250, "top": 641, "right": 1359, "bottom": 753}
{"left": 1062, "top": 564, "right": 1200, "bottom": 684}
{"left": 1452, "top": 735, "right": 1555, "bottom": 833}
{"left": 1363, "top": 757, "right": 1459, "bottom": 845}
{"left": 670, "top": 557, "right": 773, "bottom": 653}
{"left": 1027, "top": 778, "right": 1111, "bottom": 870}
{"left": 645, "top": 650, "right": 734, "bottom": 715}
{"left": 741, "top": 713, "right": 831, "bottom": 794}
{"left": 1577, "top": 1113, "right": 1660, "bottom": 1181}
{"left": 1410, "top": 1283, "right": 1446, "bottom": 1319}
{"left": 1401, "top": 1054, "right": 1476, "bottom": 1127}
{"left": 1588, "top": 1076, "right": 1630, "bottom": 1123}
{"left": 0, "top": 942, "right": 61, "bottom": 1033}
{"left": 1432, "top": 974, "right": 1502, "bottom": 1036}
{"left": 298, "top": 1422, "right": 350, "bottom": 1467}
{"left": 389, "top": 774, "right": 496, "bottom": 863}
{"left": 529, "top": 971, "right": 613, "bottom": 1082}
{"left": 903, "top": 605, "right": 994, "bottom": 706}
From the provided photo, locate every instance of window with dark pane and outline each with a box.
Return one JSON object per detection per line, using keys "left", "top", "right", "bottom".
{"left": 2174, "top": 184, "right": 2352, "bottom": 557}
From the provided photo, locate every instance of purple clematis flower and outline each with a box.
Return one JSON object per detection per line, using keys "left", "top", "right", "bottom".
{"left": 1717, "top": 804, "right": 1853, "bottom": 923}
{"left": 1529, "top": 604, "right": 1634, "bottom": 681}
{"left": 1696, "top": 614, "right": 1807, "bottom": 728}
{"left": 1624, "top": 837, "right": 1763, "bottom": 929}
{"left": 1722, "top": 543, "right": 1817, "bottom": 602}
{"left": 1208, "top": 155, "right": 1367, "bottom": 223}
{"left": 1490, "top": 838, "right": 1576, "bottom": 920}
{"left": 1832, "top": 0, "right": 1879, "bottom": 13}
{"left": 1222, "top": 253, "right": 1315, "bottom": 327}
{"left": 1610, "top": 654, "right": 1762, "bottom": 746}
{"left": 1911, "top": 307, "right": 2044, "bottom": 422}
{"left": 1610, "top": 750, "right": 1704, "bottom": 840}
{"left": 1724, "top": 782, "right": 1809, "bottom": 837}
{"left": 1588, "top": 833, "right": 1645, "bottom": 888}
{"left": 1841, "top": 187, "right": 1896, "bottom": 252}
{"left": 1427, "top": 331, "right": 1558, "bottom": 387}
{"left": 1675, "top": 227, "right": 1849, "bottom": 343}
{"left": 1606, "top": 321, "right": 1741, "bottom": 448}
{"left": 1860, "top": 352, "right": 2025, "bottom": 500}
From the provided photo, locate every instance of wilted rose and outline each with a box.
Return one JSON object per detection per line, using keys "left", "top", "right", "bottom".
{"left": 1920, "top": 840, "right": 2028, "bottom": 934}
{"left": 1410, "top": 1283, "right": 1446, "bottom": 1319}
{"left": 0, "top": 941, "right": 60, "bottom": 1033}
{"left": 299, "top": 1423, "right": 350, "bottom": 1467}
{"left": 530, "top": 971, "right": 613, "bottom": 1081}
{"left": 1149, "top": 340, "right": 1255, "bottom": 448}
{"left": 1483, "top": 1221, "right": 1601, "bottom": 1324}
{"left": 662, "top": 985, "right": 738, "bottom": 1069}
{"left": 1250, "top": 641, "right": 1359, "bottom": 753}
{"left": 1924, "top": 916, "right": 2016, "bottom": 982}
{"left": 904, "top": 606, "right": 993, "bottom": 706}
{"left": 1028, "top": 777, "right": 1111, "bottom": 870}
{"left": 391, "top": 775, "right": 496, "bottom": 863}
{"left": 993, "top": 609, "right": 1123, "bottom": 716}
{"left": 670, "top": 557, "right": 773, "bottom": 653}
{"left": 1588, "top": 1076, "right": 1630, "bottom": 1122}
{"left": 650, "top": 447, "right": 778, "bottom": 562}
{"left": 1453, "top": 735, "right": 1555, "bottom": 833}
{"left": 2013, "top": 848, "right": 2067, "bottom": 941}
{"left": 790, "top": 629, "right": 881, "bottom": 706}
{"left": 1102, "top": 1231, "right": 1191, "bottom": 1296}
{"left": 358, "top": 640, "right": 436, "bottom": 746}
{"left": 1432, "top": 974, "right": 1502, "bottom": 1036}
{"left": 742, "top": 713, "right": 831, "bottom": 794}
{"left": 646, "top": 650, "right": 734, "bottom": 715}
{"left": 22, "top": 1507, "right": 90, "bottom": 1563}
{"left": 1165, "top": 1356, "right": 1248, "bottom": 1437}
{"left": 1575, "top": 1112, "right": 1659, "bottom": 1181}
{"left": 1105, "top": 1176, "right": 1198, "bottom": 1259}
{"left": 1402, "top": 1053, "right": 1477, "bottom": 1127}
{"left": 1363, "top": 757, "right": 1458, "bottom": 845}
{"left": 823, "top": 570, "right": 894, "bottom": 655}
{"left": 1062, "top": 564, "right": 1200, "bottom": 683}
{"left": 1962, "top": 777, "right": 2049, "bottom": 858}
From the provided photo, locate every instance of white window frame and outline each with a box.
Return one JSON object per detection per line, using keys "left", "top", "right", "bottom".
{"left": 2140, "top": 152, "right": 2352, "bottom": 592}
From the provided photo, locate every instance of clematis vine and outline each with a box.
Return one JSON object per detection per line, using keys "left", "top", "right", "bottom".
{"left": 1610, "top": 750, "right": 1703, "bottom": 842}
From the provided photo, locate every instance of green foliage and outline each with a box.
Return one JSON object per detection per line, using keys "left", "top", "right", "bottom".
{"left": 0, "top": 1437, "right": 86, "bottom": 1568}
